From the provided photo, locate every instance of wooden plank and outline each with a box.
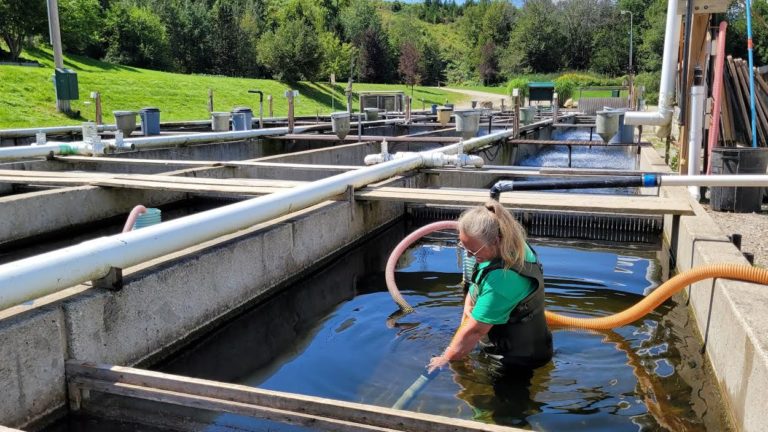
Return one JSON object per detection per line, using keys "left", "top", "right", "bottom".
{"left": 727, "top": 56, "right": 753, "bottom": 144}
{"left": 56, "top": 156, "right": 362, "bottom": 171}
{"left": 67, "top": 361, "right": 521, "bottom": 432}
{"left": 73, "top": 378, "right": 397, "bottom": 432}
{"left": 354, "top": 187, "right": 694, "bottom": 216}
{"left": 90, "top": 179, "right": 279, "bottom": 195}
{"left": 736, "top": 59, "right": 768, "bottom": 146}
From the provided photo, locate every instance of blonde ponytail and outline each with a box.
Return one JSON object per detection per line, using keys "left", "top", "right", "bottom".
{"left": 458, "top": 200, "right": 527, "bottom": 269}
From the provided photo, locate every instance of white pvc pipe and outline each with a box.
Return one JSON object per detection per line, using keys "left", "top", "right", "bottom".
{"left": 687, "top": 83, "right": 706, "bottom": 200}
{"left": 0, "top": 124, "right": 118, "bottom": 138}
{"left": 660, "top": 175, "right": 768, "bottom": 187}
{"left": 0, "top": 142, "right": 93, "bottom": 161}
{"left": 624, "top": 0, "right": 681, "bottom": 127}
{"left": 0, "top": 129, "right": 515, "bottom": 310}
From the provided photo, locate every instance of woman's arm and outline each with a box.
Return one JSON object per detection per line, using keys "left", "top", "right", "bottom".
{"left": 427, "top": 316, "right": 492, "bottom": 373}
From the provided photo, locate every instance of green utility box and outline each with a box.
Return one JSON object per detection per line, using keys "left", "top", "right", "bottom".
{"left": 54, "top": 68, "right": 79, "bottom": 100}
{"left": 528, "top": 82, "right": 555, "bottom": 103}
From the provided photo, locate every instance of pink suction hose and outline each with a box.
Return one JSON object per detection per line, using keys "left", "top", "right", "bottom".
{"left": 386, "top": 220, "right": 459, "bottom": 312}
{"left": 122, "top": 205, "right": 147, "bottom": 233}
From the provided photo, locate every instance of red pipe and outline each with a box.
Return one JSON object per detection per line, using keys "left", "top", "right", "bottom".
{"left": 707, "top": 21, "right": 728, "bottom": 174}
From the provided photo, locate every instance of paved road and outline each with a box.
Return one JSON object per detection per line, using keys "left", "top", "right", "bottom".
{"left": 437, "top": 87, "right": 510, "bottom": 109}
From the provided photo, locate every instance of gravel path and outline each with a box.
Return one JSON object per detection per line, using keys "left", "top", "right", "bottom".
{"left": 702, "top": 202, "right": 768, "bottom": 268}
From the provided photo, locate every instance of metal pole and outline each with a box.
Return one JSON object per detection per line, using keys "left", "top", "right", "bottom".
{"left": 746, "top": 0, "right": 759, "bottom": 147}
{"left": 46, "top": 0, "right": 70, "bottom": 113}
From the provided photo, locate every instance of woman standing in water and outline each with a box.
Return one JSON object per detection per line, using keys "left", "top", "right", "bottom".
{"left": 427, "top": 200, "right": 552, "bottom": 373}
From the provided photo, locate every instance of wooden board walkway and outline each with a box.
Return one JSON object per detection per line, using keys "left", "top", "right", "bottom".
{"left": 355, "top": 187, "right": 694, "bottom": 216}
{"left": 0, "top": 169, "right": 692, "bottom": 216}
{"left": 66, "top": 361, "right": 524, "bottom": 432}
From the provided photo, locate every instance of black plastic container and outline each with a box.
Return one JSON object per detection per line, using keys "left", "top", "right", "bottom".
{"left": 710, "top": 147, "right": 768, "bottom": 212}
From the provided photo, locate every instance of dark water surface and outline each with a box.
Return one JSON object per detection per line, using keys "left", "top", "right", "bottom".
{"left": 149, "top": 221, "right": 729, "bottom": 432}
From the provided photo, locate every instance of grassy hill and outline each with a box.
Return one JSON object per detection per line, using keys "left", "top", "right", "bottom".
{"left": 0, "top": 48, "right": 471, "bottom": 129}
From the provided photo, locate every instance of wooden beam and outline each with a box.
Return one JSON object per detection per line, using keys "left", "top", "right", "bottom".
{"left": 56, "top": 156, "right": 362, "bottom": 171}
{"left": 354, "top": 187, "right": 694, "bottom": 216}
{"left": 67, "top": 361, "right": 522, "bottom": 432}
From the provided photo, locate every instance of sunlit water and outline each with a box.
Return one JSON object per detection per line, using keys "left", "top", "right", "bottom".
{"left": 152, "top": 223, "right": 727, "bottom": 432}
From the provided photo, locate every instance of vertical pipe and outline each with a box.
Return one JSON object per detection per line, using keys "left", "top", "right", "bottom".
{"left": 624, "top": 0, "right": 681, "bottom": 126}
{"left": 679, "top": 0, "right": 694, "bottom": 127}
{"left": 688, "top": 68, "right": 706, "bottom": 200}
{"left": 707, "top": 21, "right": 729, "bottom": 174}
{"left": 746, "top": 0, "right": 759, "bottom": 147}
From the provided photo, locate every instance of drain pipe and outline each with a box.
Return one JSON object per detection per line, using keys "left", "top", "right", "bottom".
{"left": 0, "top": 129, "right": 515, "bottom": 310}
{"left": 687, "top": 68, "right": 706, "bottom": 200}
{"left": 248, "top": 90, "right": 264, "bottom": 129}
{"left": 624, "top": 0, "right": 681, "bottom": 128}
{"left": 0, "top": 141, "right": 96, "bottom": 160}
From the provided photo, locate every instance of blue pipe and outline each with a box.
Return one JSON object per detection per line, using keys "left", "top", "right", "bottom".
{"left": 746, "top": 0, "right": 759, "bottom": 147}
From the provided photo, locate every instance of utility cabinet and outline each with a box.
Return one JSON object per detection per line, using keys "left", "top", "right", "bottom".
{"left": 54, "top": 68, "right": 79, "bottom": 100}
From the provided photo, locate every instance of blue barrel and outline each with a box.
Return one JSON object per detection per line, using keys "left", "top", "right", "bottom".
{"left": 139, "top": 107, "right": 161, "bottom": 136}
{"left": 431, "top": 104, "right": 438, "bottom": 115}
{"left": 231, "top": 107, "right": 253, "bottom": 131}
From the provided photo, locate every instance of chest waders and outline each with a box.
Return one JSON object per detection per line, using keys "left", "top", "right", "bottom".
{"left": 468, "top": 254, "right": 553, "bottom": 369}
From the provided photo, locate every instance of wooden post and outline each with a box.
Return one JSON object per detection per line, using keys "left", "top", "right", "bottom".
{"left": 285, "top": 91, "right": 297, "bottom": 133}
{"left": 91, "top": 91, "right": 102, "bottom": 125}
{"left": 268, "top": 95, "right": 273, "bottom": 118}
{"left": 513, "top": 89, "right": 520, "bottom": 139}
{"left": 207, "top": 89, "right": 214, "bottom": 113}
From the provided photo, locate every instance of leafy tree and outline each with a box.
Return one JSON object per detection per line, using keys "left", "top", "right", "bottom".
{"left": 590, "top": 11, "right": 630, "bottom": 75}
{"left": 257, "top": 18, "right": 322, "bottom": 81}
{"left": 398, "top": 41, "right": 423, "bottom": 93}
{"left": 103, "top": 1, "right": 171, "bottom": 69}
{"left": 340, "top": 0, "right": 380, "bottom": 44}
{"left": 558, "top": 0, "right": 610, "bottom": 70}
{"left": 319, "top": 32, "right": 356, "bottom": 81}
{"left": 154, "top": 0, "right": 213, "bottom": 73}
{"left": 0, "top": 0, "right": 47, "bottom": 60}
{"left": 209, "top": 0, "right": 245, "bottom": 76}
{"left": 478, "top": 41, "right": 498, "bottom": 85}
{"left": 501, "top": 0, "right": 563, "bottom": 74}
{"left": 357, "top": 27, "right": 393, "bottom": 83}
{"left": 59, "top": 0, "right": 104, "bottom": 56}
{"left": 636, "top": 0, "right": 666, "bottom": 72}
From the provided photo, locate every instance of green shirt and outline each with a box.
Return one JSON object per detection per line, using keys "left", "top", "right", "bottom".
{"left": 469, "top": 245, "right": 537, "bottom": 325}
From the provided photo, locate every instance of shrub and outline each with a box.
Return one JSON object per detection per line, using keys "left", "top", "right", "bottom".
{"left": 635, "top": 71, "right": 661, "bottom": 105}
{"left": 506, "top": 77, "right": 530, "bottom": 98}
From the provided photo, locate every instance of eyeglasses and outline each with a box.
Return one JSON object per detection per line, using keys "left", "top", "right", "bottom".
{"left": 458, "top": 240, "right": 488, "bottom": 257}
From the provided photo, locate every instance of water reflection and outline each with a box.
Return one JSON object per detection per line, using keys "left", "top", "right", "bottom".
{"left": 153, "top": 223, "right": 726, "bottom": 431}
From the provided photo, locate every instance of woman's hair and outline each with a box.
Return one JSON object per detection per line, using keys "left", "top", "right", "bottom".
{"left": 458, "top": 200, "right": 527, "bottom": 269}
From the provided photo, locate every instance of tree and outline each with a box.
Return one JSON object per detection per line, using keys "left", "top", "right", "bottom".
{"left": 398, "top": 41, "right": 423, "bottom": 94}
{"left": 636, "top": 0, "right": 666, "bottom": 72}
{"left": 59, "top": 0, "right": 104, "bottom": 56}
{"left": 340, "top": 0, "right": 380, "bottom": 44}
{"left": 357, "top": 27, "right": 392, "bottom": 83}
{"left": 0, "top": 0, "right": 46, "bottom": 60}
{"left": 319, "top": 32, "right": 357, "bottom": 81}
{"left": 155, "top": 0, "right": 213, "bottom": 74}
{"left": 501, "top": 0, "right": 563, "bottom": 74}
{"left": 103, "top": 2, "right": 171, "bottom": 69}
{"left": 257, "top": 18, "right": 322, "bottom": 81}
{"left": 478, "top": 41, "right": 498, "bottom": 85}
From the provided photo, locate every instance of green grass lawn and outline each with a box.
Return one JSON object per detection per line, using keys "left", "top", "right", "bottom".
{"left": 0, "top": 48, "right": 470, "bottom": 128}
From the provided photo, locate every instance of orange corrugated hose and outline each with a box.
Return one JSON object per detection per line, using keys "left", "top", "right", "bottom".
{"left": 386, "top": 221, "right": 768, "bottom": 330}
{"left": 546, "top": 264, "right": 768, "bottom": 329}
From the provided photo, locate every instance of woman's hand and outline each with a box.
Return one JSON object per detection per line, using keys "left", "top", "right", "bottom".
{"left": 427, "top": 354, "right": 449, "bottom": 373}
